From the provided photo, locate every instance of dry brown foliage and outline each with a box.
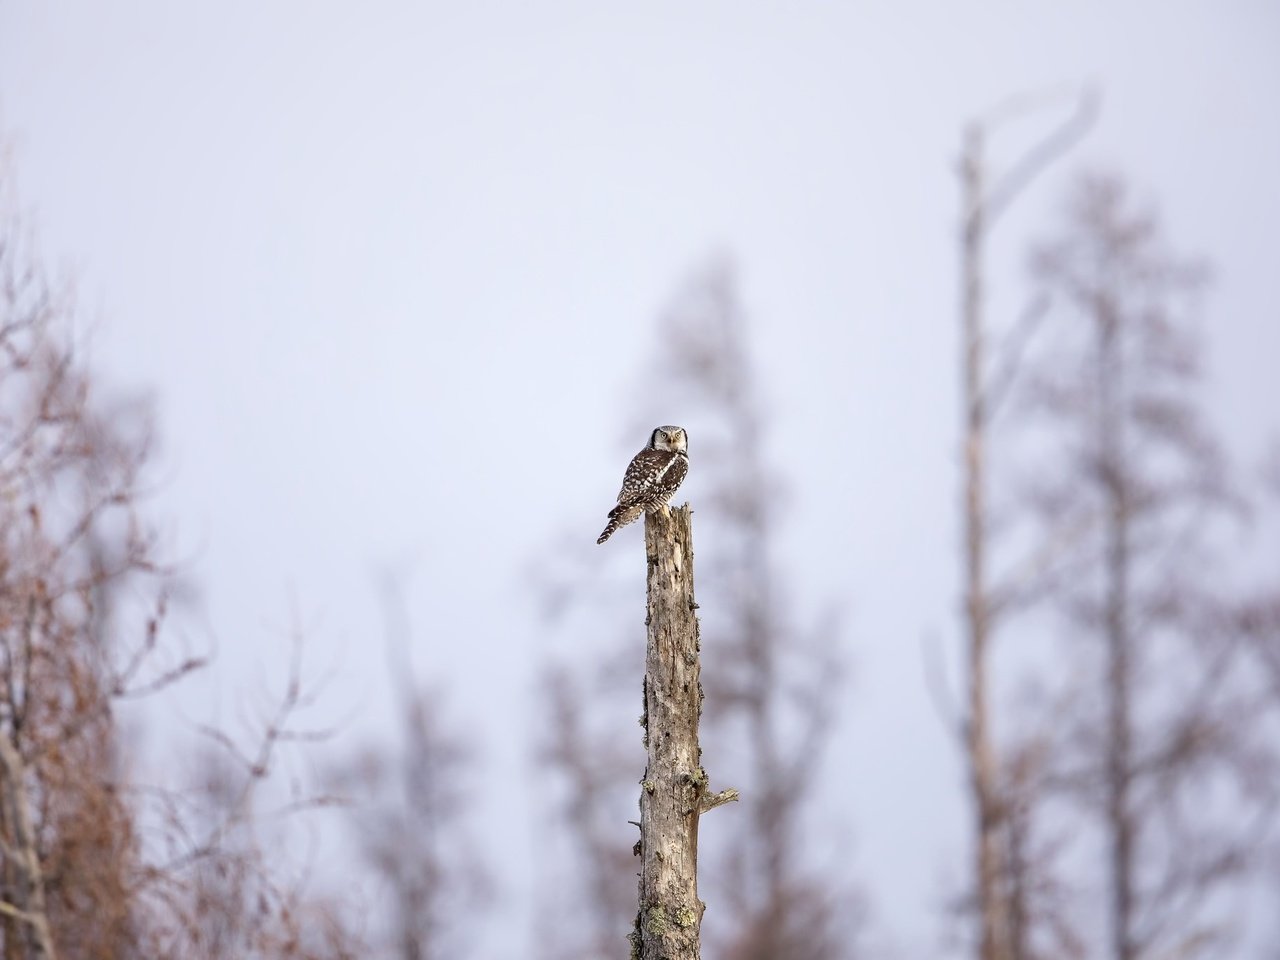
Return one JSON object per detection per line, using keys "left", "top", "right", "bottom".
{"left": 0, "top": 172, "right": 358, "bottom": 959}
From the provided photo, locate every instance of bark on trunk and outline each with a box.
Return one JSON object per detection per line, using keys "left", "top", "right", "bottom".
{"left": 633, "top": 504, "right": 736, "bottom": 960}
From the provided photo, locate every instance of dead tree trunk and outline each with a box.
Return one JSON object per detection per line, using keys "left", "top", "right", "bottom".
{"left": 1097, "top": 287, "right": 1136, "bottom": 960}
{"left": 0, "top": 732, "right": 58, "bottom": 960}
{"left": 960, "top": 123, "right": 1009, "bottom": 960}
{"left": 955, "top": 91, "right": 1094, "bottom": 960}
{"left": 633, "top": 504, "right": 736, "bottom": 960}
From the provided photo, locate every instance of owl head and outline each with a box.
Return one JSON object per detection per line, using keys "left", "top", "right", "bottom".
{"left": 648, "top": 425, "right": 688, "bottom": 454}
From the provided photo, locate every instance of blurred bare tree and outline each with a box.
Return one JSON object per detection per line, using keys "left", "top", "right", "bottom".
{"left": 0, "top": 166, "right": 358, "bottom": 958}
{"left": 535, "top": 261, "right": 861, "bottom": 959}
{"left": 997, "top": 173, "right": 1277, "bottom": 959}
{"left": 145, "top": 644, "right": 360, "bottom": 959}
{"left": 537, "top": 655, "right": 639, "bottom": 959}
{"left": 324, "top": 569, "right": 490, "bottom": 960}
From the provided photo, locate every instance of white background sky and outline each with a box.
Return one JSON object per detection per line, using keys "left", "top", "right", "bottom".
{"left": 2, "top": 3, "right": 1278, "bottom": 956}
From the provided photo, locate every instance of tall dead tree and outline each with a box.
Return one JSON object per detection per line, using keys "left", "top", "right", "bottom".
{"left": 960, "top": 120, "right": 1006, "bottom": 960}
{"left": 956, "top": 91, "right": 1094, "bottom": 960}
{"left": 632, "top": 505, "right": 736, "bottom": 960}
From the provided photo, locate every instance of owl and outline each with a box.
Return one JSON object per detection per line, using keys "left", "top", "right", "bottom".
{"left": 596, "top": 426, "right": 689, "bottom": 544}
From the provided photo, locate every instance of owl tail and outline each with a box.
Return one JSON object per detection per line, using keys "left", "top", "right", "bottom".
{"left": 597, "top": 503, "right": 631, "bottom": 544}
{"left": 598, "top": 503, "right": 643, "bottom": 544}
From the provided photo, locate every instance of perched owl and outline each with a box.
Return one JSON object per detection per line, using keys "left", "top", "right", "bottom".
{"left": 596, "top": 425, "right": 689, "bottom": 544}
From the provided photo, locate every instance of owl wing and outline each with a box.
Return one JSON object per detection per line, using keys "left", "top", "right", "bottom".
{"left": 661, "top": 452, "right": 688, "bottom": 500}
{"left": 615, "top": 447, "right": 674, "bottom": 506}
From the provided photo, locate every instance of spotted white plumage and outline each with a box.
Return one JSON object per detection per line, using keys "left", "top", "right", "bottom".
{"left": 596, "top": 426, "right": 689, "bottom": 544}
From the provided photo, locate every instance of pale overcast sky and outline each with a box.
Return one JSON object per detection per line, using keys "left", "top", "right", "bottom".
{"left": 2, "top": 3, "right": 1278, "bottom": 956}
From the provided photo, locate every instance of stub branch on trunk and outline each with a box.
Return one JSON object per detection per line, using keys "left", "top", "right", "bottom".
{"left": 631, "top": 504, "right": 736, "bottom": 960}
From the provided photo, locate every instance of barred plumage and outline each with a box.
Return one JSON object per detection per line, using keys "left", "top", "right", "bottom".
{"left": 596, "top": 426, "right": 689, "bottom": 544}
